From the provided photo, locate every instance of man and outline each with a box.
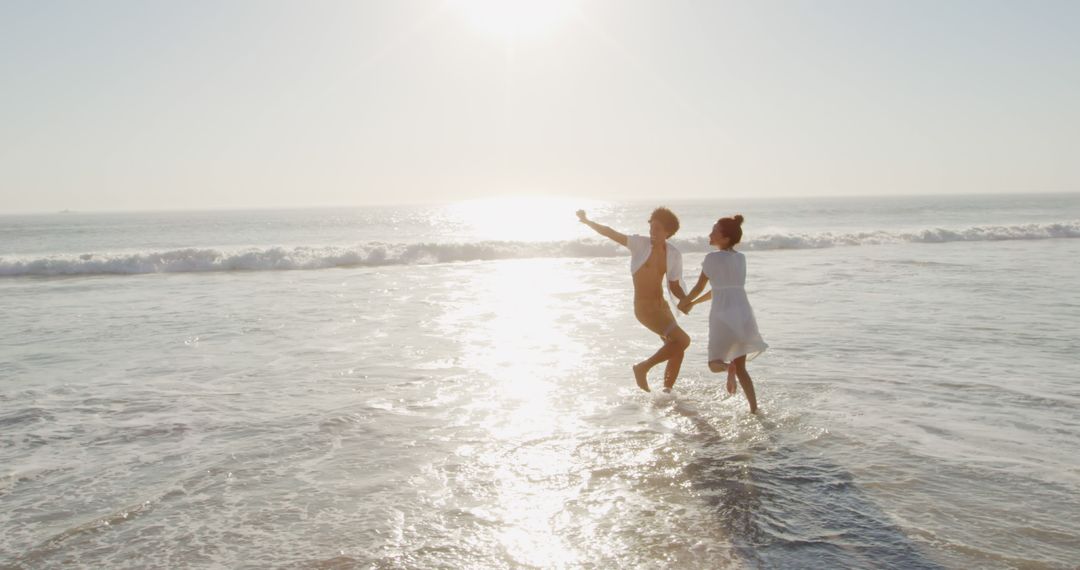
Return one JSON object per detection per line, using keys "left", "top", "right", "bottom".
{"left": 577, "top": 207, "right": 691, "bottom": 392}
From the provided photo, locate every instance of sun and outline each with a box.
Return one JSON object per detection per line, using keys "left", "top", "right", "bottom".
{"left": 450, "top": 0, "right": 580, "bottom": 40}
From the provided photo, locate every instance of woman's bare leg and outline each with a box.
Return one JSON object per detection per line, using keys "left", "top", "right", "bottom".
{"left": 707, "top": 360, "right": 738, "bottom": 395}
{"left": 733, "top": 356, "right": 758, "bottom": 413}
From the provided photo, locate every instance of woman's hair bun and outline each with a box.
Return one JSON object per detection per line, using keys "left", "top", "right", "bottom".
{"left": 733, "top": 214, "right": 744, "bottom": 225}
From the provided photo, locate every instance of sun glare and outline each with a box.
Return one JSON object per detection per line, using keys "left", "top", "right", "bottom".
{"left": 446, "top": 196, "right": 594, "bottom": 242}
{"left": 437, "top": 259, "right": 586, "bottom": 564}
{"left": 450, "top": 0, "right": 579, "bottom": 40}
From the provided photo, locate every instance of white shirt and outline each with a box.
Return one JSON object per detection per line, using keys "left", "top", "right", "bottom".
{"left": 626, "top": 234, "right": 686, "bottom": 306}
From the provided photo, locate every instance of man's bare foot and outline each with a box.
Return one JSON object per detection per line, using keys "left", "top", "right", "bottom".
{"left": 633, "top": 363, "right": 650, "bottom": 392}
{"left": 726, "top": 363, "right": 737, "bottom": 395}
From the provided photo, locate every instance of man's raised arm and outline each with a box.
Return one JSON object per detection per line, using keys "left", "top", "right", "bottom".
{"left": 577, "top": 210, "right": 628, "bottom": 247}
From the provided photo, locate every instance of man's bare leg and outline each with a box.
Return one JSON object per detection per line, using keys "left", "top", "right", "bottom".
{"left": 633, "top": 342, "right": 677, "bottom": 392}
{"left": 662, "top": 328, "right": 691, "bottom": 392}
{"left": 633, "top": 340, "right": 683, "bottom": 392}
{"left": 662, "top": 350, "right": 684, "bottom": 393}
{"left": 632, "top": 362, "right": 651, "bottom": 392}
{"left": 635, "top": 328, "right": 690, "bottom": 393}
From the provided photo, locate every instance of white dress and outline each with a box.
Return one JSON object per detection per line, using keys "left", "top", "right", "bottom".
{"left": 702, "top": 250, "right": 768, "bottom": 363}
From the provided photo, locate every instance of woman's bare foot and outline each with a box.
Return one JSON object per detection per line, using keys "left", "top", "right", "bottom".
{"left": 633, "top": 363, "right": 650, "bottom": 392}
{"left": 726, "top": 363, "right": 737, "bottom": 394}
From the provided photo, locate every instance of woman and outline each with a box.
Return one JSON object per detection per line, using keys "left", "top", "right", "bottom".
{"left": 680, "top": 215, "right": 768, "bottom": 412}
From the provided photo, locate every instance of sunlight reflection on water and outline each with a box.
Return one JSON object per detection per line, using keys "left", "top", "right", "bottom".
{"left": 443, "top": 196, "right": 604, "bottom": 242}
{"left": 437, "top": 259, "right": 590, "bottom": 565}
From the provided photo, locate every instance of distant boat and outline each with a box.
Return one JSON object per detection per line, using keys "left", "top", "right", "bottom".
{"left": 58, "top": 209, "right": 74, "bottom": 214}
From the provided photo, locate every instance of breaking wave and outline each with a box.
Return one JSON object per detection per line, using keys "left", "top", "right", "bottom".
{"left": 2, "top": 221, "right": 1077, "bottom": 277}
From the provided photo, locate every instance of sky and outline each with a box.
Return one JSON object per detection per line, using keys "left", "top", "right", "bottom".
{"left": 1, "top": 0, "right": 1078, "bottom": 212}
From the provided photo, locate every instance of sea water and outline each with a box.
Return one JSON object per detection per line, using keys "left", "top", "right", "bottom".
{"left": 2, "top": 194, "right": 1079, "bottom": 568}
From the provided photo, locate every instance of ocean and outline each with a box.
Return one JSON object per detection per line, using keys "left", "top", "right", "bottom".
{"left": 2, "top": 193, "right": 1079, "bottom": 569}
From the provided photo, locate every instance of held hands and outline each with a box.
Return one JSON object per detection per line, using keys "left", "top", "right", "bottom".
{"left": 678, "top": 298, "right": 694, "bottom": 315}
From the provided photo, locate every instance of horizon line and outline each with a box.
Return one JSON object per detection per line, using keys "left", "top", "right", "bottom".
{"left": 2, "top": 189, "right": 1078, "bottom": 216}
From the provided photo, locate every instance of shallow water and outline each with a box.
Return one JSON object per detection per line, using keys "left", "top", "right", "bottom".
{"left": 2, "top": 195, "right": 1079, "bottom": 568}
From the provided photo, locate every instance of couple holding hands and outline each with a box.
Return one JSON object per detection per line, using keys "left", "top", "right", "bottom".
{"left": 577, "top": 207, "right": 767, "bottom": 413}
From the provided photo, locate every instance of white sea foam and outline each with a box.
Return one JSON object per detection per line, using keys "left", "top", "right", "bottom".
{"left": 1, "top": 221, "right": 1077, "bottom": 276}
{"left": 743, "top": 221, "right": 1080, "bottom": 250}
